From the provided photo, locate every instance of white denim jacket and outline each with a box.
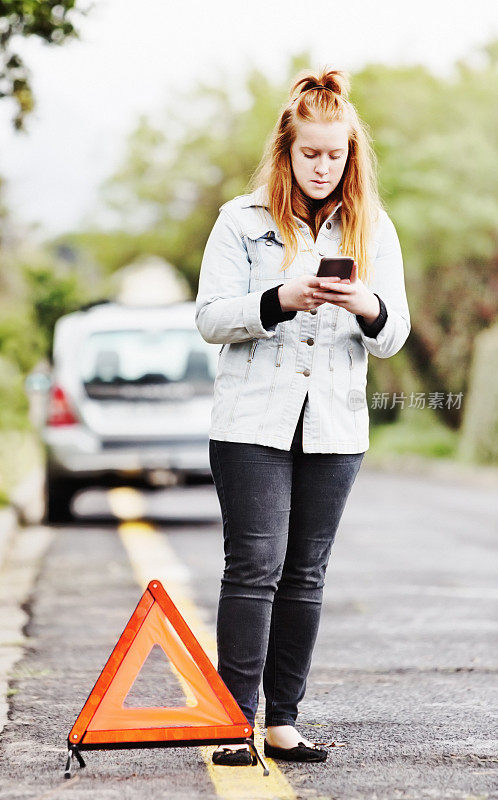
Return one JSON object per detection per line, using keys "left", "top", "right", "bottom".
{"left": 195, "top": 184, "right": 410, "bottom": 453}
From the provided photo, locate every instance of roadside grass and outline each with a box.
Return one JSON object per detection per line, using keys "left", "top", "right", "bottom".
{"left": 368, "top": 406, "right": 459, "bottom": 462}
{"left": 0, "top": 429, "right": 43, "bottom": 508}
{"left": 366, "top": 407, "right": 498, "bottom": 486}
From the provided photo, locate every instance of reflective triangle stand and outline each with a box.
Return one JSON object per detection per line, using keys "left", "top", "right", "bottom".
{"left": 64, "top": 580, "right": 269, "bottom": 777}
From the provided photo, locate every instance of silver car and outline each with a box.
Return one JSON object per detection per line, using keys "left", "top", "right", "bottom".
{"left": 37, "top": 300, "right": 218, "bottom": 523}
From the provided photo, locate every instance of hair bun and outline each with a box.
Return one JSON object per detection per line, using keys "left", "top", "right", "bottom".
{"left": 321, "top": 70, "right": 350, "bottom": 98}
{"left": 291, "top": 69, "right": 350, "bottom": 101}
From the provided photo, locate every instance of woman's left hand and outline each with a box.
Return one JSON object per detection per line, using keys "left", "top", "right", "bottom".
{"left": 312, "top": 262, "right": 380, "bottom": 321}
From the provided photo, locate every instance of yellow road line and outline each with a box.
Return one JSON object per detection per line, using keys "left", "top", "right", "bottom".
{"left": 109, "top": 488, "right": 296, "bottom": 800}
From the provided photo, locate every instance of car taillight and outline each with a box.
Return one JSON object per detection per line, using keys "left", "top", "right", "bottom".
{"left": 46, "top": 384, "right": 79, "bottom": 426}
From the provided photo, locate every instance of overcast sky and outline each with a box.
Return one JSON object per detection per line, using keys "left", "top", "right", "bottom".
{"left": 0, "top": 0, "right": 497, "bottom": 242}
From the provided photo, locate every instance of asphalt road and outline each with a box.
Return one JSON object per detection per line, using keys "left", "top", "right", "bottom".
{"left": 0, "top": 467, "right": 497, "bottom": 800}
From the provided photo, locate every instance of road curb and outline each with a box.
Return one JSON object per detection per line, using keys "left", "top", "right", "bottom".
{"left": 9, "top": 467, "right": 45, "bottom": 527}
{"left": 0, "top": 466, "right": 44, "bottom": 572}
{"left": 0, "top": 507, "right": 17, "bottom": 573}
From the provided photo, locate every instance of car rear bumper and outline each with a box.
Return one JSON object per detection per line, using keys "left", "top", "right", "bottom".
{"left": 43, "top": 428, "right": 212, "bottom": 482}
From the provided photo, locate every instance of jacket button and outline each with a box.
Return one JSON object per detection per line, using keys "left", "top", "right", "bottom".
{"left": 310, "top": 308, "right": 317, "bottom": 315}
{"left": 303, "top": 369, "right": 311, "bottom": 377}
{"left": 326, "top": 221, "right": 332, "bottom": 229}
{"left": 306, "top": 338, "right": 314, "bottom": 346}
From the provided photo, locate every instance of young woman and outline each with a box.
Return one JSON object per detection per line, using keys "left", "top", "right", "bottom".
{"left": 195, "top": 68, "right": 410, "bottom": 765}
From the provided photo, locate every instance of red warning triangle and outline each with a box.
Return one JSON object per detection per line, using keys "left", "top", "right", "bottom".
{"left": 68, "top": 580, "right": 251, "bottom": 747}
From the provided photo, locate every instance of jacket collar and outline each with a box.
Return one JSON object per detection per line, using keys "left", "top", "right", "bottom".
{"left": 240, "top": 183, "right": 343, "bottom": 221}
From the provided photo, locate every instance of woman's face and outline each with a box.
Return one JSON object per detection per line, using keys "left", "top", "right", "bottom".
{"left": 290, "top": 118, "right": 349, "bottom": 201}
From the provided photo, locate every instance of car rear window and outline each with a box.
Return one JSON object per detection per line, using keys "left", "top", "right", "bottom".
{"left": 80, "top": 328, "right": 218, "bottom": 400}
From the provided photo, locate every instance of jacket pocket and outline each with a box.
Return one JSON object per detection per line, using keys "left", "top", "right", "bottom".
{"left": 227, "top": 339, "right": 259, "bottom": 427}
{"left": 348, "top": 336, "right": 368, "bottom": 394}
{"left": 247, "top": 339, "right": 258, "bottom": 362}
{"left": 244, "top": 229, "right": 286, "bottom": 282}
{"left": 347, "top": 341, "right": 354, "bottom": 370}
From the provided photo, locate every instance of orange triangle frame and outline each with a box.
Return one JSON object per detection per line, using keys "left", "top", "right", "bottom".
{"left": 68, "top": 580, "right": 252, "bottom": 747}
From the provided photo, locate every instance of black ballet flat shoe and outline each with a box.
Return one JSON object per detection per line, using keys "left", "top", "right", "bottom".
{"left": 212, "top": 734, "right": 256, "bottom": 767}
{"left": 263, "top": 739, "right": 328, "bottom": 763}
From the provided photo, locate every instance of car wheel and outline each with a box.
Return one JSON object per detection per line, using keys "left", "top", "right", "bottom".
{"left": 44, "top": 466, "right": 79, "bottom": 524}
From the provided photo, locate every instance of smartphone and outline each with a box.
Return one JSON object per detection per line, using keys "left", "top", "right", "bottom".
{"left": 316, "top": 256, "right": 354, "bottom": 280}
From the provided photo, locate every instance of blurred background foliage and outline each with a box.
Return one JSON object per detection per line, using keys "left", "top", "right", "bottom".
{"left": 0, "top": 0, "right": 92, "bottom": 131}
{"left": 0, "top": 39, "right": 497, "bottom": 491}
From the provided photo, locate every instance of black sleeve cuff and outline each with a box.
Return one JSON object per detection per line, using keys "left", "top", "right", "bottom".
{"left": 356, "top": 293, "right": 387, "bottom": 338}
{"left": 260, "top": 284, "right": 297, "bottom": 330}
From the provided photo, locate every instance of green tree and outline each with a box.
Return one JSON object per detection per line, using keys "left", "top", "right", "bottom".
{"left": 97, "top": 54, "right": 311, "bottom": 288}
{"left": 353, "top": 42, "right": 498, "bottom": 427}
{"left": 23, "top": 262, "right": 90, "bottom": 356}
{"left": 0, "top": 0, "right": 92, "bottom": 130}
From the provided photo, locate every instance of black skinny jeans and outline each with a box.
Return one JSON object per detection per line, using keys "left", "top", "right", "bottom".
{"left": 209, "top": 395, "right": 365, "bottom": 728}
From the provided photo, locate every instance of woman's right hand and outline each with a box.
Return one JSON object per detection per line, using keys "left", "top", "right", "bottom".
{"left": 278, "top": 275, "right": 342, "bottom": 312}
